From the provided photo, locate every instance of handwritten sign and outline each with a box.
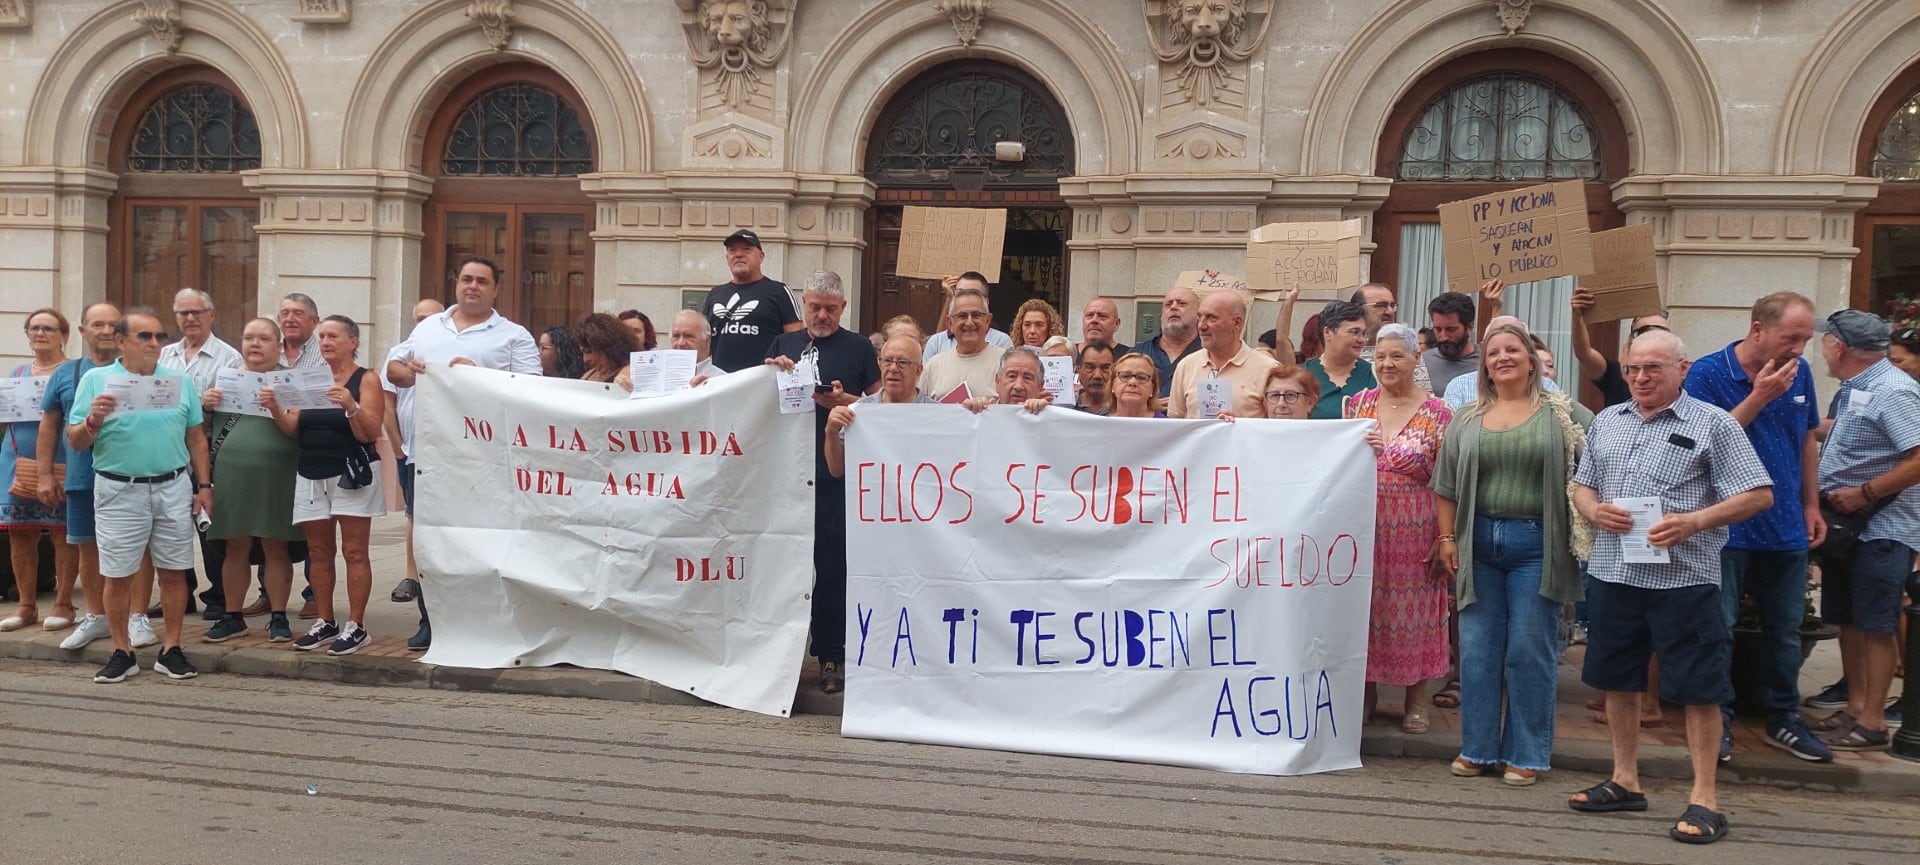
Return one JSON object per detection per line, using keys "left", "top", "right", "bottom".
{"left": 895, "top": 206, "right": 1007, "bottom": 282}
{"left": 1437, "top": 180, "right": 1594, "bottom": 292}
{"left": 1245, "top": 219, "right": 1363, "bottom": 300}
{"left": 842, "top": 408, "right": 1376, "bottom": 775}
{"left": 1173, "top": 270, "right": 1251, "bottom": 296}
{"left": 413, "top": 365, "right": 816, "bottom": 717}
{"left": 1584, "top": 223, "right": 1663, "bottom": 322}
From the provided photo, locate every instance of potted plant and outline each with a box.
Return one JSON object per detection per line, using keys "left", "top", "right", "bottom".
{"left": 1730, "top": 586, "right": 1841, "bottom": 717}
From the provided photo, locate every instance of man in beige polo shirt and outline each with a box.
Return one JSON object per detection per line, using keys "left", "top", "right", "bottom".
{"left": 1167, "top": 290, "right": 1279, "bottom": 419}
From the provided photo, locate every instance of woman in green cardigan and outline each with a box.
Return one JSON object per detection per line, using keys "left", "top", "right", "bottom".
{"left": 1431, "top": 322, "right": 1592, "bottom": 787}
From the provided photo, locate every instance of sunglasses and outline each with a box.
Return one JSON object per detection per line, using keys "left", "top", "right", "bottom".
{"left": 129, "top": 331, "right": 169, "bottom": 342}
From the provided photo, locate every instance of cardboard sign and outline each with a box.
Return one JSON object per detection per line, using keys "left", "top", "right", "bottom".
{"left": 1584, "top": 223, "right": 1663, "bottom": 322}
{"left": 1437, "top": 180, "right": 1594, "bottom": 292}
{"left": 1245, "top": 219, "right": 1363, "bottom": 300}
{"left": 842, "top": 407, "right": 1377, "bottom": 776}
{"left": 895, "top": 206, "right": 1007, "bottom": 282}
{"left": 1173, "top": 270, "right": 1251, "bottom": 296}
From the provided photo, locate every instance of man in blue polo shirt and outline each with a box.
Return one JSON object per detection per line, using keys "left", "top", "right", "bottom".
{"left": 1682, "top": 291, "right": 1830, "bottom": 763}
{"left": 66, "top": 309, "right": 213, "bottom": 684}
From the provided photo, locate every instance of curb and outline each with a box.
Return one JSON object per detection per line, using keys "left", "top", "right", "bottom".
{"left": 2, "top": 633, "right": 1906, "bottom": 793}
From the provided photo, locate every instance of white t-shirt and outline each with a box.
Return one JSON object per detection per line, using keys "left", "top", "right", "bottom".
{"left": 387, "top": 309, "right": 541, "bottom": 458}
{"left": 158, "top": 334, "right": 242, "bottom": 392}
{"left": 918, "top": 344, "right": 1006, "bottom": 401}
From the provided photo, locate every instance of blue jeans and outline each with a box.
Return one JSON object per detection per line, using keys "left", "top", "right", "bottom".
{"left": 1459, "top": 515, "right": 1560, "bottom": 771}
{"left": 1719, "top": 548, "right": 1808, "bottom": 716}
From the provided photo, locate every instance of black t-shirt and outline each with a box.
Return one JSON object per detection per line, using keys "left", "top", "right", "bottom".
{"left": 705, "top": 277, "right": 800, "bottom": 372}
{"left": 1591, "top": 358, "right": 1631, "bottom": 407}
{"left": 768, "top": 328, "right": 882, "bottom": 484}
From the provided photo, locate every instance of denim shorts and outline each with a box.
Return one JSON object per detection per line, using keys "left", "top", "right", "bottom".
{"left": 1581, "top": 578, "right": 1733, "bottom": 706}
{"left": 64, "top": 488, "right": 96, "bottom": 544}
{"left": 1821, "top": 538, "right": 1913, "bottom": 634}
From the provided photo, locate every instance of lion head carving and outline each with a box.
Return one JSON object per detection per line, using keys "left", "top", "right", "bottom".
{"left": 1165, "top": 0, "right": 1248, "bottom": 49}
{"left": 700, "top": 0, "right": 772, "bottom": 56}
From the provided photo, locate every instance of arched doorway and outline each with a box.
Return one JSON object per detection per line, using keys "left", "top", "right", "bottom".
{"left": 1372, "top": 51, "right": 1629, "bottom": 406}
{"left": 861, "top": 62, "right": 1074, "bottom": 334}
{"left": 108, "top": 69, "right": 262, "bottom": 343}
{"left": 420, "top": 64, "right": 596, "bottom": 336}
{"left": 1853, "top": 64, "right": 1920, "bottom": 320}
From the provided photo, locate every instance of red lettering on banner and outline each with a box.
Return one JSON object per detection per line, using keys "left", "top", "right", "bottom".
{"left": 855, "top": 462, "right": 973, "bottom": 524}
{"left": 1211, "top": 466, "right": 1247, "bottom": 523}
{"left": 510, "top": 424, "right": 528, "bottom": 447}
{"left": 461, "top": 417, "right": 493, "bottom": 441}
{"left": 599, "top": 472, "right": 686, "bottom": 498}
{"left": 1201, "top": 534, "right": 1356, "bottom": 590}
{"left": 1004, "top": 463, "right": 1053, "bottom": 525}
{"left": 547, "top": 425, "right": 588, "bottom": 452}
{"left": 514, "top": 467, "right": 575, "bottom": 497}
{"left": 674, "top": 555, "right": 747, "bottom": 582}
{"left": 947, "top": 461, "right": 974, "bottom": 524}
{"left": 605, "top": 428, "right": 746, "bottom": 456}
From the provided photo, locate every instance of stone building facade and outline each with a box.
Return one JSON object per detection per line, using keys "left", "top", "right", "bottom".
{"left": 0, "top": 0, "right": 1914, "bottom": 384}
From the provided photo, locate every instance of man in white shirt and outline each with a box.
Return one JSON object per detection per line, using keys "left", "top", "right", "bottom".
{"left": 386, "top": 256, "right": 542, "bottom": 650}
{"left": 157, "top": 288, "right": 241, "bottom": 619}
{"left": 669, "top": 309, "right": 725, "bottom": 379}
{"left": 918, "top": 285, "right": 1005, "bottom": 401}
{"left": 278, "top": 294, "right": 324, "bottom": 370}
{"left": 920, "top": 272, "right": 1013, "bottom": 361}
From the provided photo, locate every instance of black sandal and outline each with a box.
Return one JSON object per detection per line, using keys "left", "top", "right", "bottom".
{"left": 1432, "top": 679, "right": 1461, "bottom": 709}
{"left": 1669, "top": 804, "right": 1729, "bottom": 844}
{"left": 1568, "top": 779, "right": 1648, "bottom": 813}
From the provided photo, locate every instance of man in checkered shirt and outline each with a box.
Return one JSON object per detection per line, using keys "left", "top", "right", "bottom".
{"left": 1568, "top": 329, "right": 1773, "bottom": 845}
{"left": 1810, "top": 309, "right": 1920, "bottom": 752}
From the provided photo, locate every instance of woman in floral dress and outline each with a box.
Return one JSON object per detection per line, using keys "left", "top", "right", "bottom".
{"left": 1345, "top": 323, "right": 1452, "bottom": 733}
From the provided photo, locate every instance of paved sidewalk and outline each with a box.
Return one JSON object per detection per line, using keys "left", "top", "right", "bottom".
{"left": 4, "top": 513, "right": 1916, "bottom": 794}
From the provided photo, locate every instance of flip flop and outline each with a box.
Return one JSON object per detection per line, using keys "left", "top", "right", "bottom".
{"left": 1669, "top": 804, "right": 1729, "bottom": 844}
{"left": 1569, "top": 779, "right": 1648, "bottom": 813}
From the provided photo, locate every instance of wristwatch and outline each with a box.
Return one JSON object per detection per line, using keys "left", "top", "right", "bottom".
{"left": 195, "top": 482, "right": 213, "bottom": 490}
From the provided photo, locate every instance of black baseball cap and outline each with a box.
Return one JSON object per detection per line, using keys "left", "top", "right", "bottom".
{"left": 1815, "top": 309, "right": 1892, "bottom": 352}
{"left": 723, "top": 229, "right": 762, "bottom": 249}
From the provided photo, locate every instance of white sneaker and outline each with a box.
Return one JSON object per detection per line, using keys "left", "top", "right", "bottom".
{"left": 59, "top": 613, "right": 111, "bottom": 650}
{"left": 128, "top": 614, "right": 158, "bottom": 649}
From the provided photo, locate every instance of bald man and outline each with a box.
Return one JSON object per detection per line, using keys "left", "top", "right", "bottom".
{"left": 1167, "top": 290, "right": 1279, "bottom": 419}
{"left": 1135, "top": 286, "right": 1201, "bottom": 399}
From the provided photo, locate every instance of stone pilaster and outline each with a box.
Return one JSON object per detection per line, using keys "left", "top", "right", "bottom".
{"left": 0, "top": 167, "right": 114, "bottom": 362}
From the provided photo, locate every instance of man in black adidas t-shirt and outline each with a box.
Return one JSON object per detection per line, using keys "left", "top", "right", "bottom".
{"left": 704, "top": 229, "right": 802, "bottom": 371}
{"left": 764, "top": 270, "right": 881, "bottom": 695}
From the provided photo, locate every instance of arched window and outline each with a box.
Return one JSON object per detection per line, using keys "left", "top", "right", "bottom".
{"left": 860, "top": 63, "right": 1074, "bottom": 335}
{"left": 1396, "top": 73, "right": 1601, "bottom": 182}
{"left": 421, "top": 67, "right": 597, "bottom": 336}
{"left": 1372, "top": 53, "right": 1628, "bottom": 408}
{"left": 1855, "top": 70, "right": 1920, "bottom": 323}
{"left": 110, "top": 74, "right": 262, "bottom": 344}
{"left": 126, "top": 83, "right": 262, "bottom": 173}
{"left": 442, "top": 83, "right": 593, "bottom": 177}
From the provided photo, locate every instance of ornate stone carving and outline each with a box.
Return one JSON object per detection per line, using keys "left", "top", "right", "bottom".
{"left": 0, "top": 0, "right": 29, "bottom": 30}
{"left": 1145, "top": 0, "right": 1271, "bottom": 111}
{"left": 292, "top": 0, "right": 350, "bottom": 25}
{"left": 1155, "top": 121, "right": 1247, "bottom": 160}
{"left": 683, "top": 0, "right": 792, "bottom": 118}
{"left": 465, "top": 0, "right": 515, "bottom": 51}
{"left": 691, "top": 124, "right": 774, "bottom": 160}
{"left": 1494, "top": 0, "right": 1532, "bottom": 36}
{"left": 935, "top": 0, "right": 989, "bottom": 47}
{"left": 132, "top": 0, "right": 183, "bottom": 53}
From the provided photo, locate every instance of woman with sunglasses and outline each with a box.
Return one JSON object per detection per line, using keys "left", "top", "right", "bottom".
{"left": 0, "top": 309, "right": 77, "bottom": 632}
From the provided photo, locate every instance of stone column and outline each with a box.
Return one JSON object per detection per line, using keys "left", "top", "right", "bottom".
{"left": 0, "top": 167, "right": 115, "bottom": 364}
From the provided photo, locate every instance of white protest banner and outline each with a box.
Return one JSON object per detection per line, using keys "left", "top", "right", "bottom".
{"left": 842, "top": 408, "right": 1376, "bottom": 775}
{"left": 413, "top": 364, "right": 816, "bottom": 717}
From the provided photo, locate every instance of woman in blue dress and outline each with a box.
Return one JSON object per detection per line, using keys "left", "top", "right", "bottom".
{"left": 0, "top": 308, "right": 76, "bottom": 632}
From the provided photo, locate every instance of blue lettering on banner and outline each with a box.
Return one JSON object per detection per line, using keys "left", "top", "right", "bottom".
{"left": 893, "top": 607, "right": 917, "bottom": 667}
{"left": 1210, "top": 670, "right": 1339, "bottom": 740}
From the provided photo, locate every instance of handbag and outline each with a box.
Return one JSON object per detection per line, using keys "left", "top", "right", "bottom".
{"left": 1817, "top": 493, "right": 1892, "bottom": 564}
{"left": 8, "top": 426, "right": 65, "bottom": 499}
{"left": 337, "top": 442, "right": 378, "bottom": 490}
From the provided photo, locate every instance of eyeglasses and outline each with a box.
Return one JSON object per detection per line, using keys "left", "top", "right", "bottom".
{"left": 1622, "top": 363, "right": 1674, "bottom": 377}
{"left": 1264, "top": 390, "right": 1308, "bottom": 404}
{"left": 878, "top": 356, "right": 916, "bottom": 368}
{"left": 1115, "top": 371, "right": 1153, "bottom": 383}
{"left": 130, "top": 331, "right": 169, "bottom": 342}
{"left": 950, "top": 311, "right": 989, "bottom": 321}
{"left": 173, "top": 308, "right": 209, "bottom": 317}
{"left": 24, "top": 325, "right": 60, "bottom": 334}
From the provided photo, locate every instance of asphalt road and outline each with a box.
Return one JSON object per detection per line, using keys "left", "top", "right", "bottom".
{"left": 2, "top": 660, "right": 1914, "bottom": 864}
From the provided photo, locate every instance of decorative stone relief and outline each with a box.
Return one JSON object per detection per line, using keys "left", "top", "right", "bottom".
{"left": 1154, "top": 121, "right": 1247, "bottom": 160}
{"left": 292, "top": 0, "right": 350, "bottom": 25}
{"left": 1144, "top": 0, "right": 1271, "bottom": 112}
{"left": 0, "top": 0, "right": 29, "bottom": 30}
{"left": 682, "top": 0, "right": 792, "bottom": 121}
{"left": 465, "top": 0, "right": 514, "bottom": 51}
{"left": 935, "top": 0, "right": 989, "bottom": 46}
{"left": 691, "top": 124, "right": 774, "bottom": 160}
{"left": 1494, "top": 0, "right": 1532, "bottom": 36}
{"left": 132, "top": 0, "right": 183, "bottom": 53}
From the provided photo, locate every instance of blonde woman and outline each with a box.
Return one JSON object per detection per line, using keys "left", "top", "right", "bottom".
{"left": 1013, "top": 299, "right": 1066, "bottom": 348}
{"left": 1432, "top": 322, "right": 1593, "bottom": 786}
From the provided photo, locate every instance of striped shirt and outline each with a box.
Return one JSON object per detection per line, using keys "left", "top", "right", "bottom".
{"left": 1817, "top": 359, "right": 1920, "bottom": 545}
{"left": 1574, "top": 393, "right": 1773, "bottom": 590}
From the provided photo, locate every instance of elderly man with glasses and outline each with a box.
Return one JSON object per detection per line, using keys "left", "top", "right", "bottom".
{"left": 159, "top": 288, "right": 242, "bottom": 619}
